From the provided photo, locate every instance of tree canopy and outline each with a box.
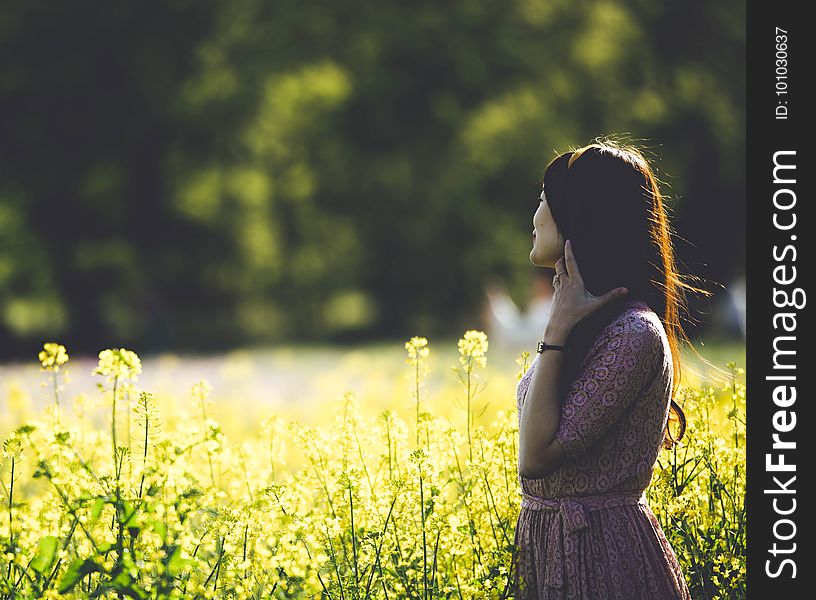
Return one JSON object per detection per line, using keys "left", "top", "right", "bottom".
{"left": 0, "top": 0, "right": 745, "bottom": 359}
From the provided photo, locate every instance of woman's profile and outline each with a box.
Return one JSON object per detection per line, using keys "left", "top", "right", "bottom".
{"left": 513, "top": 139, "right": 697, "bottom": 599}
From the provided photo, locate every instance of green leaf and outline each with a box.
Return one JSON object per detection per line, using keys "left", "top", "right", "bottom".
{"left": 122, "top": 500, "right": 138, "bottom": 526}
{"left": 105, "top": 560, "right": 147, "bottom": 599}
{"left": 30, "top": 535, "right": 59, "bottom": 574}
{"left": 91, "top": 497, "right": 106, "bottom": 520}
{"left": 149, "top": 518, "right": 167, "bottom": 539}
{"left": 167, "top": 545, "right": 196, "bottom": 575}
{"left": 108, "top": 582, "right": 148, "bottom": 600}
{"left": 110, "top": 567, "right": 132, "bottom": 587}
{"left": 58, "top": 558, "right": 103, "bottom": 593}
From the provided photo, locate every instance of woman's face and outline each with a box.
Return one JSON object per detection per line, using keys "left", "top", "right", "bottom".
{"left": 530, "top": 188, "right": 565, "bottom": 268}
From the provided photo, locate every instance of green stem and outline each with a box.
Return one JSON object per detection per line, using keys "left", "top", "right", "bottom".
{"left": 299, "top": 537, "right": 331, "bottom": 598}
{"left": 419, "top": 472, "right": 428, "bottom": 600}
{"left": 416, "top": 360, "right": 421, "bottom": 446}
{"left": 326, "top": 525, "right": 346, "bottom": 600}
{"left": 451, "top": 442, "right": 483, "bottom": 569}
{"left": 731, "top": 365, "right": 739, "bottom": 449}
{"left": 385, "top": 416, "right": 393, "bottom": 480}
{"left": 52, "top": 371, "right": 60, "bottom": 412}
{"left": 364, "top": 492, "right": 397, "bottom": 599}
{"left": 138, "top": 399, "right": 150, "bottom": 499}
{"left": 111, "top": 376, "right": 119, "bottom": 467}
{"left": 349, "top": 483, "right": 359, "bottom": 590}
{"left": 467, "top": 360, "right": 473, "bottom": 463}
{"left": 6, "top": 455, "right": 14, "bottom": 583}
{"left": 269, "top": 430, "right": 276, "bottom": 483}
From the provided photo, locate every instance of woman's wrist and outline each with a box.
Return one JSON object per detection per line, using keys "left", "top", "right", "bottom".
{"left": 543, "top": 323, "right": 570, "bottom": 346}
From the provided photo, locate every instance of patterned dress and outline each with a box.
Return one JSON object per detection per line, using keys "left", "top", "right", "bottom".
{"left": 513, "top": 299, "right": 691, "bottom": 599}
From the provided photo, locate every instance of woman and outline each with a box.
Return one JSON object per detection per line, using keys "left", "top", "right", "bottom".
{"left": 513, "top": 140, "right": 698, "bottom": 599}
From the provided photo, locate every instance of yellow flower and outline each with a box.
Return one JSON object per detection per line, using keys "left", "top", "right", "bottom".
{"left": 404, "top": 336, "right": 430, "bottom": 365}
{"left": 191, "top": 380, "right": 214, "bottom": 402}
{"left": 38, "top": 342, "right": 69, "bottom": 372}
{"left": 2, "top": 435, "right": 24, "bottom": 461}
{"left": 92, "top": 348, "right": 142, "bottom": 382}
{"left": 457, "top": 330, "right": 488, "bottom": 370}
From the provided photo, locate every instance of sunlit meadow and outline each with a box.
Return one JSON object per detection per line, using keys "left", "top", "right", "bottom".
{"left": 1, "top": 335, "right": 745, "bottom": 599}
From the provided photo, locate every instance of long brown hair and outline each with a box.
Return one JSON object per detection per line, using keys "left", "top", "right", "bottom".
{"left": 542, "top": 138, "right": 711, "bottom": 448}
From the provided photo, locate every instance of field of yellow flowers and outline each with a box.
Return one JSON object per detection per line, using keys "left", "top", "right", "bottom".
{"left": 1, "top": 334, "right": 745, "bottom": 599}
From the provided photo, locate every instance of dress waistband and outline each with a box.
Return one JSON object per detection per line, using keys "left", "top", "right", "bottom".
{"left": 521, "top": 490, "right": 645, "bottom": 513}
{"left": 519, "top": 491, "right": 647, "bottom": 597}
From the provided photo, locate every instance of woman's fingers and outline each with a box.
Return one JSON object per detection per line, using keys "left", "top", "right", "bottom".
{"left": 549, "top": 238, "right": 628, "bottom": 330}
{"left": 563, "top": 240, "right": 582, "bottom": 283}
{"left": 592, "top": 287, "right": 629, "bottom": 309}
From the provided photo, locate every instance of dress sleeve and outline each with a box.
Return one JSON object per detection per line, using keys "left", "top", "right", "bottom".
{"left": 553, "top": 311, "right": 663, "bottom": 460}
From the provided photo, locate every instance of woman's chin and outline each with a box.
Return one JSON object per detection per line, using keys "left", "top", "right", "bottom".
{"left": 530, "top": 252, "right": 555, "bottom": 268}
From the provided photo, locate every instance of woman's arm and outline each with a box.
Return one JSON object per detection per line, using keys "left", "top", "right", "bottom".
{"left": 518, "top": 324, "right": 569, "bottom": 479}
{"left": 519, "top": 312, "right": 662, "bottom": 478}
{"left": 518, "top": 239, "right": 628, "bottom": 479}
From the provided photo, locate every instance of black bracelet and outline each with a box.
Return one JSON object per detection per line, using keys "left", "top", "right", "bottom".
{"left": 537, "top": 341, "right": 566, "bottom": 354}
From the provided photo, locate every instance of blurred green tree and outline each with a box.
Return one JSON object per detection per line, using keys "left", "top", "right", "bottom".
{"left": 0, "top": 0, "right": 744, "bottom": 358}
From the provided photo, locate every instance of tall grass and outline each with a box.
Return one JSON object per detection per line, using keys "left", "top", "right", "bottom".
{"left": 1, "top": 337, "right": 745, "bottom": 599}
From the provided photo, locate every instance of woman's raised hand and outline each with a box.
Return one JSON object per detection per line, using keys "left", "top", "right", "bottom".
{"left": 544, "top": 239, "right": 628, "bottom": 344}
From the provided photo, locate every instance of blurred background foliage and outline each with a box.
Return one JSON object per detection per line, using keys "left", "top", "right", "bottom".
{"left": 0, "top": 0, "right": 744, "bottom": 360}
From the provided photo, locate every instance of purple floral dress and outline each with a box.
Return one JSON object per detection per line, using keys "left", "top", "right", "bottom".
{"left": 512, "top": 299, "right": 691, "bottom": 599}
